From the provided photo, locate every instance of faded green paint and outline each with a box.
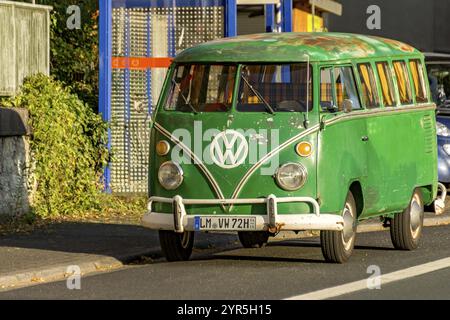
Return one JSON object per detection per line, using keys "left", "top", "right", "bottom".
{"left": 0, "top": 1, "right": 51, "bottom": 96}
{"left": 149, "top": 33, "right": 437, "bottom": 223}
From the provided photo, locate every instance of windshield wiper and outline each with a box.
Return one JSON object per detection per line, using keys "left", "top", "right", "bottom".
{"left": 171, "top": 79, "right": 198, "bottom": 114}
{"left": 240, "top": 74, "right": 275, "bottom": 115}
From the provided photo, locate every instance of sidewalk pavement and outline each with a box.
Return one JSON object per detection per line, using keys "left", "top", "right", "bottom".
{"left": 1, "top": 212, "right": 449, "bottom": 292}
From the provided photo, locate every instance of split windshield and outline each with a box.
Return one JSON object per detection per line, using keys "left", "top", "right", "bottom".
{"left": 165, "top": 63, "right": 312, "bottom": 113}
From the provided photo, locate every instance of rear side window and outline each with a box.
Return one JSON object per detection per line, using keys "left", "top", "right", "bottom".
{"left": 376, "top": 62, "right": 396, "bottom": 107}
{"left": 320, "top": 66, "right": 361, "bottom": 112}
{"left": 357, "top": 63, "right": 380, "bottom": 109}
{"left": 393, "top": 61, "right": 413, "bottom": 105}
{"left": 409, "top": 59, "right": 429, "bottom": 103}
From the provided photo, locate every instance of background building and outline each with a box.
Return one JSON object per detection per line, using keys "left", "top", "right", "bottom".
{"left": 324, "top": 0, "right": 450, "bottom": 54}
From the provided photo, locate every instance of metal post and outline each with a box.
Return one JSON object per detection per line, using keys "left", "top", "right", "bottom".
{"left": 312, "top": 0, "right": 316, "bottom": 32}
{"left": 225, "top": 0, "right": 237, "bottom": 37}
{"left": 99, "top": 0, "right": 112, "bottom": 193}
{"left": 281, "top": 0, "right": 292, "bottom": 32}
{"left": 265, "top": 4, "right": 275, "bottom": 33}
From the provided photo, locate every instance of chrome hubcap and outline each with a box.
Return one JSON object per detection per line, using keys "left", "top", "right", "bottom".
{"left": 410, "top": 195, "right": 423, "bottom": 239}
{"left": 342, "top": 205, "right": 356, "bottom": 250}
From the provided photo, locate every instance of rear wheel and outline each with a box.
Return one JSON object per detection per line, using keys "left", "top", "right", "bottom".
{"left": 159, "top": 230, "right": 195, "bottom": 262}
{"left": 238, "top": 232, "right": 270, "bottom": 248}
{"left": 390, "top": 189, "right": 424, "bottom": 250}
{"left": 320, "top": 191, "right": 357, "bottom": 264}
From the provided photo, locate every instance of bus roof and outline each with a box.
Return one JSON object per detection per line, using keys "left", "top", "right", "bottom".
{"left": 175, "top": 32, "right": 422, "bottom": 64}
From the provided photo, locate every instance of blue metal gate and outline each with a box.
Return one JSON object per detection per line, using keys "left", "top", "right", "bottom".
{"left": 99, "top": 0, "right": 292, "bottom": 194}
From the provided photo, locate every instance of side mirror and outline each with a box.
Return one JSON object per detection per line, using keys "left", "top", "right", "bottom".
{"left": 343, "top": 99, "right": 354, "bottom": 113}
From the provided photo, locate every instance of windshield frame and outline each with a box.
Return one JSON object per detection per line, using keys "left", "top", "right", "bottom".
{"left": 160, "top": 62, "right": 314, "bottom": 115}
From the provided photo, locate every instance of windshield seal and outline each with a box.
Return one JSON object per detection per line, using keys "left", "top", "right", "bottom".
{"left": 162, "top": 62, "right": 313, "bottom": 114}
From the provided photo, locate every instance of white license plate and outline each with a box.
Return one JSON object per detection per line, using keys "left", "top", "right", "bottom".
{"left": 194, "top": 216, "right": 257, "bottom": 231}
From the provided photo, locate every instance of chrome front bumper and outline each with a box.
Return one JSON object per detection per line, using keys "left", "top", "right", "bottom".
{"left": 142, "top": 195, "right": 345, "bottom": 233}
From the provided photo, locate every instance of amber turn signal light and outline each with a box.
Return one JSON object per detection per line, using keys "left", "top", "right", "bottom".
{"left": 156, "top": 141, "right": 171, "bottom": 156}
{"left": 296, "top": 142, "right": 313, "bottom": 158}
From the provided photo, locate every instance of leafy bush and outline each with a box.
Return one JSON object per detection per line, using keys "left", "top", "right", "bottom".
{"left": 3, "top": 74, "right": 108, "bottom": 217}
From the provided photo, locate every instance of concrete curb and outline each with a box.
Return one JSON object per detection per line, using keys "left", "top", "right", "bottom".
{"left": 1, "top": 215, "right": 450, "bottom": 292}
{"left": 0, "top": 249, "right": 158, "bottom": 292}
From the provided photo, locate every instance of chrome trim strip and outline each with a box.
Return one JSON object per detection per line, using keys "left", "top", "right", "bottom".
{"left": 325, "top": 104, "right": 436, "bottom": 127}
{"left": 154, "top": 122, "right": 226, "bottom": 200}
{"left": 149, "top": 195, "right": 320, "bottom": 215}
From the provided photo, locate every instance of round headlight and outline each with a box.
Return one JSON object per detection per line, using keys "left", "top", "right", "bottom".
{"left": 158, "top": 162, "right": 184, "bottom": 190}
{"left": 275, "top": 163, "right": 308, "bottom": 191}
{"left": 437, "top": 122, "right": 450, "bottom": 137}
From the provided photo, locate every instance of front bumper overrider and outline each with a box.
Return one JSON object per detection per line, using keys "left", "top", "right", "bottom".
{"left": 142, "top": 195, "right": 345, "bottom": 233}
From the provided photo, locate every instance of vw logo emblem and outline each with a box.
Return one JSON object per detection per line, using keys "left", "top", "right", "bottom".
{"left": 210, "top": 130, "right": 249, "bottom": 169}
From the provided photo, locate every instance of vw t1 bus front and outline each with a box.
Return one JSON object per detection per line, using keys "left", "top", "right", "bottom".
{"left": 143, "top": 61, "right": 344, "bottom": 260}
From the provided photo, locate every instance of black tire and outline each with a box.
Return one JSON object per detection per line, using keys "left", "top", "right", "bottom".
{"left": 320, "top": 192, "right": 357, "bottom": 264}
{"left": 238, "top": 232, "right": 270, "bottom": 248}
{"left": 390, "top": 189, "right": 424, "bottom": 251}
{"left": 159, "top": 230, "right": 195, "bottom": 262}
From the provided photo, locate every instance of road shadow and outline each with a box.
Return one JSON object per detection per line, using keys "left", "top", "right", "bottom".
{"left": 204, "top": 254, "right": 327, "bottom": 264}
{"left": 0, "top": 222, "right": 238, "bottom": 272}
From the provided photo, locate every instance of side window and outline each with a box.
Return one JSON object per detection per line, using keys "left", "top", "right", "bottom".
{"left": 357, "top": 63, "right": 380, "bottom": 109}
{"left": 320, "top": 66, "right": 361, "bottom": 112}
{"left": 409, "top": 59, "right": 429, "bottom": 103}
{"left": 393, "top": 60, "right": 413, "bottom": 105}
{"left": 376, "top": 62, "right": 396, "bottom": 107}
{"left": 320, "top": 68, "right": 334, "bottom": 111}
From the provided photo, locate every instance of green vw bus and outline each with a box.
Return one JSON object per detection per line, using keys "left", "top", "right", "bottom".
{"left": 142, "top": 33, "right": 446, "bottom": 263}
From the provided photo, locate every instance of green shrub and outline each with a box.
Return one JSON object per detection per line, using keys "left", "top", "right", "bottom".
{"left": 3, "top": 74, "right": 109, "bottom": 217}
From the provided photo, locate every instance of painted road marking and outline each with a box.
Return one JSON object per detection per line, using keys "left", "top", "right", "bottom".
{"left": 286, "top": 257, "right": 450, "bottom": 300}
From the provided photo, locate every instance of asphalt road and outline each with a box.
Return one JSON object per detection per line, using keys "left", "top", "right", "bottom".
{"left": 1, "top": 225, "right": 449, "bottom": 300}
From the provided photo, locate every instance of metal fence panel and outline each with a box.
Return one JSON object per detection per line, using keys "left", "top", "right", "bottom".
{"left": 110, "top": 1, "right": 225, "bottom": 194}
{"left": 0, "top": 1, "right": 51, "bottom": 96}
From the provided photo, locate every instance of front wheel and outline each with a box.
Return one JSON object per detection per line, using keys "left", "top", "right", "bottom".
{"left": 390, "top": 189, "right": 424, "bottom": 250}
{"left": 159, "top": 231, "right": 195, "bottom": 262}
{"left": 320, "top": 191, "right": 357, "bottom": 264}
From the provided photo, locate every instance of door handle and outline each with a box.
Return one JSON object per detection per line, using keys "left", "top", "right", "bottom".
{"left": 362, "top": 136, "right": 369, "bottom": 142}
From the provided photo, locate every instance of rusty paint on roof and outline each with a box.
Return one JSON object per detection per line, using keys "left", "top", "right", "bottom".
{"left": 175, "top": 32, "right": 422, "bottom": 64}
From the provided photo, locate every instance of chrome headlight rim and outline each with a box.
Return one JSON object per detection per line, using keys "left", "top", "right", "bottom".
{"left": 437, "top": 121, "right": 450, "bottom": 137}
{"left": 158, "top": 161, "right": 184, "bottom": 191}
{"left": 275, "top": 162, "right": 308, "bottom": 191}
{"left": 443, "top": 144, "right": 450, "bottom": 156}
